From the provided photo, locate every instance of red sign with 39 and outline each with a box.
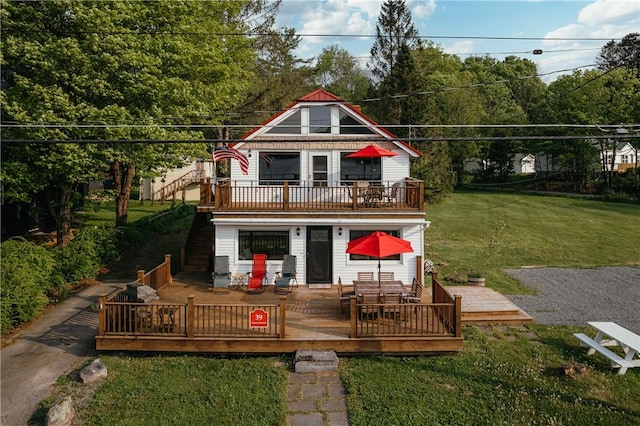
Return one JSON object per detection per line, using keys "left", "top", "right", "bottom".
{"left": 249, "top": 309, "right": 268, "bottom": 328}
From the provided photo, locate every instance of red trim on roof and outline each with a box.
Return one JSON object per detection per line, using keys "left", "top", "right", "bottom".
{"left": 235, "top": 89, "right": 422, "bottom": 158}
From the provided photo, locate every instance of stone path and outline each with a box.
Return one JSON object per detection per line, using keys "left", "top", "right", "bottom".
{"left": 286, "top": 371, "right": 349, "bottom": 426}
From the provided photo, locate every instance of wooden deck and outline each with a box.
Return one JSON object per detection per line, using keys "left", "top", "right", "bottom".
{"left": 96, "top": 273, "right": 530, "bottom": 355}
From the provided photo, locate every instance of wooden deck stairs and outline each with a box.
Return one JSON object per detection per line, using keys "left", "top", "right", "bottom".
{"left": 182, "top": 212, "right": 211, "bottom": 273}
{"left": 445, "top": 286, "right": 533, "bottom": 325}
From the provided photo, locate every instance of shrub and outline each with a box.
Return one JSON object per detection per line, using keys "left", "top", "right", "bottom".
{"left": 54, "top": 229, "right": 102, "bottom": 283}
{"left": 0, "top": 238, "right": 62, "bottom": 332}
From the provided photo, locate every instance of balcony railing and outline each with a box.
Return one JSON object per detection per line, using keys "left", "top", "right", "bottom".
{"left": 199, "top": 178, "right": 424, "bottom": 211}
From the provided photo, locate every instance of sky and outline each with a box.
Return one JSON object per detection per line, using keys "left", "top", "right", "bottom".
{"left": 274, "top": 0, "right": 640, "bottom": 82}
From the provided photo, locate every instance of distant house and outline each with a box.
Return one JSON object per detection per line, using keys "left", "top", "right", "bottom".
{"left": 600, "top": 141, "right": 638, "bottom": 173}
{"left": 463, "top": 153, "right": 535, "bottom": 175}
{"left": 196, "top": 89, "right": 428, "bottom": 287}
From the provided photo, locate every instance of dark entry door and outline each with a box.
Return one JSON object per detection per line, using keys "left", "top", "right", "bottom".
{"left": 306, "top": 226, "right": 332, "bottom": 283}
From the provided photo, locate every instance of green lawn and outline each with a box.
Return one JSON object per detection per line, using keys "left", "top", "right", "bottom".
{"left": 425, "top": 191, "right": 640, "bottom": 293}
{"left": 44, "top": 192, "right": 640, "bottom": 425}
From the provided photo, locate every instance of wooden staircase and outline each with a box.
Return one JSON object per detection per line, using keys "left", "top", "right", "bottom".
{"left": 154, "top": 170, "right": 204, "bottom": 202}
{"left": 182, "top": 212, "right": 212, "bottom": 273}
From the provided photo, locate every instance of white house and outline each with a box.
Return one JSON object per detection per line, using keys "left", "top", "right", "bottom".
{"left": 600, "top": 141, "right": 638, "bottom": 172}
{"left": 196, "top": 89, "right": 428, "bottom": 288}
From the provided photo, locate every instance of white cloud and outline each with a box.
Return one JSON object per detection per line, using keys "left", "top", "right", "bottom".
{"left": 410, "top": 0, "right": 436, "bottom": 19}
{"left": 578, "top": 0, "right": 640, "bottom": 26}
{"left": 444, "top": 40, "right": 477, "bottom": 56}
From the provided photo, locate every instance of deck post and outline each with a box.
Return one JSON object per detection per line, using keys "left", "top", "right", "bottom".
{"left": 431, "top": 272, "right": 438, "bottom": 301}
{"left": 164, "top": 254, "right": 172, "bottom": 284}
{"left": 283, "top": 182, "right": 289, "bottom": 211}
{"left": 349, "top": 296, "right": 357, "bottom": 338}
{"left": 98, "top": 295, "right": 106, "bottom": 336}
{"left": 187, "top": 295, "right": 195, "bottom": 338}
{"left": 137, "top": 269, "right": 145, "bottom": 283}
{"left": 416, "top": 255, "right": 423, "bottom": 285}
{"left": 279, "top": 296, "right": 286, "bottom": 339}
{"left": 454, "top": 295, "right": 462, "bottom": 337}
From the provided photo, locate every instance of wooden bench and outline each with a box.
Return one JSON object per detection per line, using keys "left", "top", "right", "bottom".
{"left": 573, "top": 333, "right": 636, "bottom": 373}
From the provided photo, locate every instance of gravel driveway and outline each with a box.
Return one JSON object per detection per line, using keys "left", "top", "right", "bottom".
{"left": 504, "top": 266, "right": 640, "bottom": 334}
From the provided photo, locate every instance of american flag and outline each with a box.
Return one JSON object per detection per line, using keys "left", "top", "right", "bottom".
{"left": 213, "top": 147, "right": 249, "bottom": 175}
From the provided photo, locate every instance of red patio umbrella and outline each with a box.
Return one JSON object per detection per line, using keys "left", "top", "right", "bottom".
{"left": 346, "top": 231, "right": 413, "bottom": 286}
{"left": 345, "top": 144, "right": 398, "bottom": 159}
{"left": 345, "top": 144, "right": 397, "bottom": 181}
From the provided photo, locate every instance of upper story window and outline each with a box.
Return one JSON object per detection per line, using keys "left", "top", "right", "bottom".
{"left": 309, "top": 106, "right": 332, "bottom": 134}
{"left": 259, "top": 152, "right": 300, "bottom": 185}
{"left": 265, "top": 106, "right": 375, "bottom": 135}
{"left": 266, "top": 110, "right": 301, "bottom": 134}
{"left": 339, "top": 110, "right": 375, "bottom": 135}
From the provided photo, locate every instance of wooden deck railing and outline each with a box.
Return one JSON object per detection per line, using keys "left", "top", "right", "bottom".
{"left": 349, "top": 272, "right": 462, "bottom": 338}
{"left": 199, "top": 178, "right": 424, "bottom": 211}
{"left": 98, "top": 294, "right": 285, "bottom": 339}
{"left": 136, "top": 254, "right": 172, "bottom": 290}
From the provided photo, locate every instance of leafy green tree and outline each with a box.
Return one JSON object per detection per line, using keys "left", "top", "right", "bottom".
{"left": 597, "top": 32, "right": 640, "bottom": 79}
{"left": 531, "top": 68, "right": 639, "bottom": 191}
{"left": 313, "top": 45, "right": 370, "bottom": 101}
{"left": 2, "top": 0, "right": 263, "bottom": 237}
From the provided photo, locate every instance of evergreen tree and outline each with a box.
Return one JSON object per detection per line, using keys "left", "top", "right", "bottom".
{"left": 368, "top": 0, "right": 420, "bottom": 84}
{"left": 596, "top": 32, "right": 640, "bottom": 79}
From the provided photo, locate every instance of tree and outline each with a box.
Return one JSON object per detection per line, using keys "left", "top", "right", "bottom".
{"left": 313, "top": 45, "right": 370, "bottom": 101}
{"left": 368, "top": 0, "right": 420, "bottom": 84}
{"left": 2, "top": 1, "right": 265, "bottom": 239}
{"left": 596, "top": 32, "right": 640, "bottom": 79}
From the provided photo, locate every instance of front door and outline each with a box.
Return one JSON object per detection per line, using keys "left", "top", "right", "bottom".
{"left": 306, "top": 226, "right": 332, "bottom": 284}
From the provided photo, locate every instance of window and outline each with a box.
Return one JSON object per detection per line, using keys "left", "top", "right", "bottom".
{"left": 348, "top": 230, "right": 401, "bottom": 261}
{"left": 339, "top": 110, "right": 375, "bottom": 135}
{"left": 259, "top": 152, "right": 300, "bottom": 185}
{"left": 239, "top": 230, "right": 290, "bottom": 260}
{"left": 340, "top": 152, "right": 381, "bottom": 183}
{"left": 266, "top": 110, "right": 301, "bottom": 134}
{"left": 309, "top": 106, "right": 332, "bottom": 134}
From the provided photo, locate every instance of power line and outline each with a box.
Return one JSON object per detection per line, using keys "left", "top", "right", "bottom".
{"left": 3, "top": 135, "right": 638, "bottom": 144}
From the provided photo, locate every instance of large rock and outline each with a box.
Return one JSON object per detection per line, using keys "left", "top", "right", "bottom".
{"left": 80, "top": 358, "right": 108, "bottom": 384}
{"left": 46, "top": 397, "right": 74, "bottom": 426}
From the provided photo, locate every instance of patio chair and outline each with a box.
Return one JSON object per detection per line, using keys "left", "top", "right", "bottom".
{"left": 378, "top": 271, "right": 394, "bottom": 282}
{"left": 381, "top": 292, "right": 404, "bottom": 320}
{"left": 247, "top": 254, "right": 267, "bottom": 293}
{"left": 403, "top": 278, "right": 423, "bottom": 304}
{"left": 383, "top": 182, "right": 401, "bottom": 206}
{"left": 211, "top": 256, "right": 231, "bottom": 294}
{"left": 274, "top": 254, "right": 297, "bottom": 294}
{"left": 357, "top": 271, "right": 375, "bottom": 282}
{"left": 338, "top": 277, "right": 355, "bottom": 313}
{"left": 357, "top": 293, "right": 381, "bottom": 320}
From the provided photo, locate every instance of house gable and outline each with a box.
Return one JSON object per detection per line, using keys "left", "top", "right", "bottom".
{"left": 235, "top": 89, "right": 421, "bottom": 158}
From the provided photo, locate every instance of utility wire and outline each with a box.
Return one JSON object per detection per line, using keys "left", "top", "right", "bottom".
{"left": 3, "top": 135, "right": 638, "bottom": 144}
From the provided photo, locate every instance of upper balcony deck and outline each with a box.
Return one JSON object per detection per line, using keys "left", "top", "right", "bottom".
{"left": 197, "top": 178, "right": 424, "bottom": 213}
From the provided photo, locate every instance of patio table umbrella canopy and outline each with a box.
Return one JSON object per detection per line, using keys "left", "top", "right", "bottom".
{"left": 346, "top": 231, "right": 413, "bottom": 286}
{"left": 345, "top": 144, "right": 398, "bottom": 159}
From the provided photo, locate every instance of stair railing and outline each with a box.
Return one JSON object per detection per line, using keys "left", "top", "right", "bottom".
{"left": 153, "top": 170, "right": 204, "bottom": 202}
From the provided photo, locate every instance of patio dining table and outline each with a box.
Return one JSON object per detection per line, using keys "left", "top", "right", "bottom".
{"left": 352, "top": 280, "right": 409, "bottom": 297}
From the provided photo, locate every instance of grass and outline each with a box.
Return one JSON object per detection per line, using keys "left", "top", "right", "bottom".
{"left": 425, "top": 190, "right": 640, "bottom": 293}
{"left": 53, "top": 355, "right": 289, "bottom": 425}
{"left": 43, "top": 191, "right": 640, "bottom": 425}
{"left": 341, "top": 324, "right": 640, "bottom": 425}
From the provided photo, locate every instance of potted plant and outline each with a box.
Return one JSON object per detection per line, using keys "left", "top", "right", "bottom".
{"left": 467, "top": 271, "right": 486, "bottom": 286}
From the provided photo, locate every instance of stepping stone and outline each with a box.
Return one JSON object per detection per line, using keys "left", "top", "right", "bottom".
{"left": 294, "top": 350, "right": 338, "bottom": 373}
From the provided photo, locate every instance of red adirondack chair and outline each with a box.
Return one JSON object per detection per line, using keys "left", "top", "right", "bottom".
{"left": 247, "top": 254, "right": 267, "bottom": 293}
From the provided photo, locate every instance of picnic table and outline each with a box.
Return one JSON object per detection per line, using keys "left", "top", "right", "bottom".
{"left": 353, "top": 280, "right": 408, "bottom": 297}
{"left": 574, "top": 322, "right": 640, "bottom": 375}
